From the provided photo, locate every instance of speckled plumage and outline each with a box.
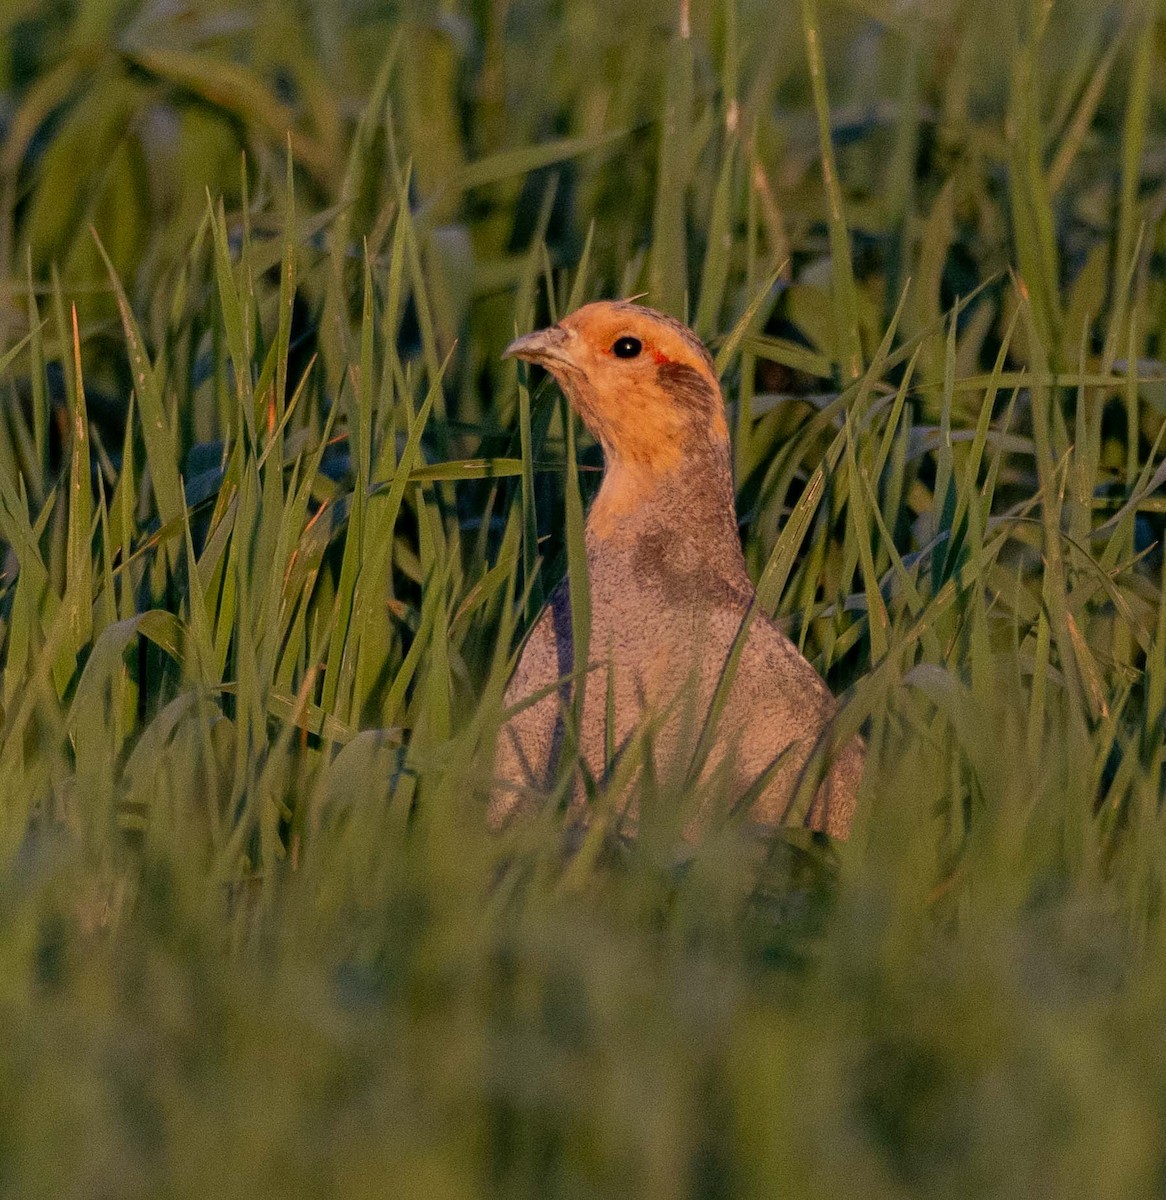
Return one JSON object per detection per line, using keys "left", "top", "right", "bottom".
{"left": 489, "top": 302, "right": 863, "bottom": 839}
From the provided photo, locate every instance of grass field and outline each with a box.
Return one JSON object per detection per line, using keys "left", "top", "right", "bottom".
{"left": 3, "top": 0, "right": 1166, "bottom": 1194}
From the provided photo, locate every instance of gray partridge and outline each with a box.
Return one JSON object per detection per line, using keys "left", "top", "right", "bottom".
{"left": 489, "top": 301, "right": 863, "bottom": 839}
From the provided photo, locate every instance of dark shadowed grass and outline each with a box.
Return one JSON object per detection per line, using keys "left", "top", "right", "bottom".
{"left": 2, "top": 0, "right": 1166, "bottom": 1195}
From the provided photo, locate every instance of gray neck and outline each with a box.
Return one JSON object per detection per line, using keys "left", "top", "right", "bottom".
{"left": 585, "top": 441, "right": 752, "bottom": 607}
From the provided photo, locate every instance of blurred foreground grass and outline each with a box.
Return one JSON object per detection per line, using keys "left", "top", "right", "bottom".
{"left": 3, "top": 0, "right": 1166, "bottom": 1195}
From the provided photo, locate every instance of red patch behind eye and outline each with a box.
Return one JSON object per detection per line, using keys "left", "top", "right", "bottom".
{"left": 650, "top": 348, "right": 672, "bottom": 365}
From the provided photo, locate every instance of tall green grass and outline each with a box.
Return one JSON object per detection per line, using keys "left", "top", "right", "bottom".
{"left": 2, "top": 0, "right": 1166, "bottom": 1194}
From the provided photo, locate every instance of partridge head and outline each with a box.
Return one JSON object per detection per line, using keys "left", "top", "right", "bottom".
{"left": 490, "top": 301, "right": 863, "bottom": 839}
{"left": 502, "top": 301, "right": 729, "bottom": 538}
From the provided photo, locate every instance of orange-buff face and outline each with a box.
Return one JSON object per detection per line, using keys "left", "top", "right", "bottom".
{"left": 503, "top": 301, "right": 729, "bottom": 479}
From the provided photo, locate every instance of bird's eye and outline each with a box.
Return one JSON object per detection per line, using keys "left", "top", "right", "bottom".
{"left": 612, "top": 336, "right": 642, "bottom": 359}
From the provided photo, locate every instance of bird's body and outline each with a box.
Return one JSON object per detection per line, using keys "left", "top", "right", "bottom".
{"left": 490, "top": 302, "right": 863, "bottom": 839}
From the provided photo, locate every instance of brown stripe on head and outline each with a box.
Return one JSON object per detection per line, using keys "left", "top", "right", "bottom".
{"left": 655, "top": 360, "right": 729, "bottom": 445}
{"left": 656, "top": 360, "right": 718, "bottom": 417}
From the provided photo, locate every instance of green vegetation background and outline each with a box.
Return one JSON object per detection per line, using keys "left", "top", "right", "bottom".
{"left": 2, "top": 0, "right": 1166, "bottom": 1194}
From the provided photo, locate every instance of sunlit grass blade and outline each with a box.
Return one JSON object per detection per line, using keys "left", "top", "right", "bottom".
{"left": 800, "top": 0, "right": 862, "bottom": 382}
{"left": 648, "top": 15, "right": 694, "bottom": 318}
{"left": 63, "top": 304, "right": 93, "bottom": 657}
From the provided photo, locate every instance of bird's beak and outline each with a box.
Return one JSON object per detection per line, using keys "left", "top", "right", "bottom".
{"left": 502, "top": 324, "right": 573, "bottom": 369}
